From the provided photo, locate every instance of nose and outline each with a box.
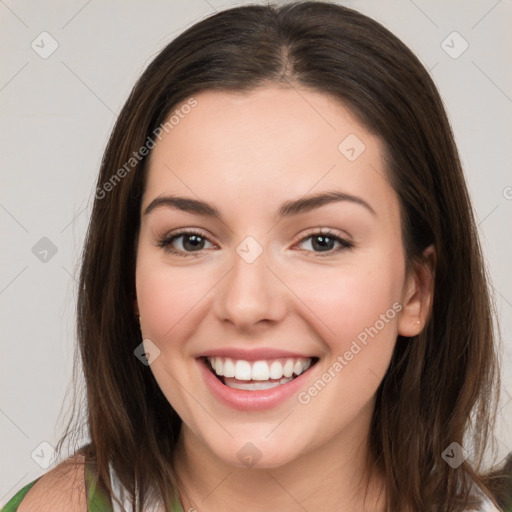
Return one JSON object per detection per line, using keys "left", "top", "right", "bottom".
{"left": 213, "top": 244, "right": 287, "bottom": 331}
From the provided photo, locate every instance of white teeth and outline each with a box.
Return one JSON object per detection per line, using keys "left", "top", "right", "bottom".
{"left": 214, "top": 357, "right": 223, "bottom": 376}
{"left": 225, "top": 380, "right": 282, "bottom": 390}
{"left": 223, "top": 376, "right": 295, "bottom": 390}
{"left": 251, "top": 361, "right": 269, "bottom": 381}
{"left": 207, "top": 356, "right": 314, "bottom": 383}
{"left": 269, "top": 361, "right": 282, "bottom": 379}
{"left": 283, "top": 359, "right": 294, "bottom": 378}
{"left": 234, "top": 360, "right": 252, "bottom": 380}
{"left": 223, "top": 358, "right": 235, "bottom": 378}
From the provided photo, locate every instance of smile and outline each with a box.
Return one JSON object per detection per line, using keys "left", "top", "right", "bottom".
{"left": 206, "top": 356, "right": 314, "bottom": 390}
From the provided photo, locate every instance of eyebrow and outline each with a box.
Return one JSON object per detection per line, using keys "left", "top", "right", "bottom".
{"left": 143, "top": 191, "right": 377, "bottom": 219}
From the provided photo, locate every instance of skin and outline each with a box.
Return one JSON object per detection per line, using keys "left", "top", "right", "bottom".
{"left": 135, "top": 86, "right": 435, "bottom": 511}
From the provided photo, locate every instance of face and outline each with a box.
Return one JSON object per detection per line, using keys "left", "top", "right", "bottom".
{"left": 135, "top": 86, "right": 426, "bottom": 469}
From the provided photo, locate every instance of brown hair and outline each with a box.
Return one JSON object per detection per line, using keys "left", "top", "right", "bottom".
{"left": 56, "top": 2, "right": 503, "bottom": 510}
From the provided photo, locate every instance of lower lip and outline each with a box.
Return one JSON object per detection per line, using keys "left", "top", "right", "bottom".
{"left": 198, "top": 358, "right": 316, "bottom": 411}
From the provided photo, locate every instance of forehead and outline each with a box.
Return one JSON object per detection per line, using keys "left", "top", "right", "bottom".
{"left": 143, "top": 86, "right": 398, "bottom": 221}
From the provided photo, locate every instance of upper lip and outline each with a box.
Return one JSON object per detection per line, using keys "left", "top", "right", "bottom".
{"left": 198, "top": 347, "right": 317, "bottom": 361}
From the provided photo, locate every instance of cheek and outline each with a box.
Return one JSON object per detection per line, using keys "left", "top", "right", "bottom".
{"left": 301, "top": 261, "right": 402, "bottom": 340}
{"left": 293, "top": 250, "right": 404, "bottom": 386}
{"left": 135, "top": 251, "right": 217, "bottom": 350}
{"left": 134, "top": 253, "right": 217, "bottom": 424}
{"left": 292, "top": 262, "right": 403, "bottom": 422}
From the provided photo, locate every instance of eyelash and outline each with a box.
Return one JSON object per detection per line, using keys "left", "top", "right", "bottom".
{"left": 155, "top": 228, "right": 354, "bottom": 258}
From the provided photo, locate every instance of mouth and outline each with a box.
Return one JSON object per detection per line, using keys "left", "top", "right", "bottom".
{"left": 202, "top": 356, "right": 319, "bottom": 391}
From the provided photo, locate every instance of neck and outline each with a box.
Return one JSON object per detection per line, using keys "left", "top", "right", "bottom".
{"left": 172, "top": 404, "right": 386, "bottom": 511}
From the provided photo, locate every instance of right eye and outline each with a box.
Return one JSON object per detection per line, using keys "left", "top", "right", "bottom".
{"left": 156, "top": 229, "right": 216, "bottom": 257}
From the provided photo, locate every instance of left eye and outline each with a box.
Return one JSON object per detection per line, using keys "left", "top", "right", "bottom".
{"left": 296, "top": 231, "right": 353, "bottom": 255}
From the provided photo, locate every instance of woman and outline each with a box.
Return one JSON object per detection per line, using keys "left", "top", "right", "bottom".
{"left": 4, "top": 1, "right": 510, "bottom": 511}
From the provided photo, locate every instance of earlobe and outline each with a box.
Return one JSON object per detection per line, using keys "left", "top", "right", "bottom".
{"left": 397, "top": 245, "right": 436, "bottom": 337}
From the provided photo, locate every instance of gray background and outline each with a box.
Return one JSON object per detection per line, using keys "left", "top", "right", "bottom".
{"left": 1, "top": 0, "right": 511, "bottom": 504}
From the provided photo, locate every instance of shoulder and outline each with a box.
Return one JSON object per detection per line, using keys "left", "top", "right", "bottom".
{"left": 17, "top": 454, "right": 88, "bottom": 512}
{"left": 477, "top": 454, "right": 512, "bottom": 511}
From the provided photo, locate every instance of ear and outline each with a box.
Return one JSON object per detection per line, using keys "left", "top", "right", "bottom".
{"left": 397, "top": 244, "right": 436, "bottom": 337}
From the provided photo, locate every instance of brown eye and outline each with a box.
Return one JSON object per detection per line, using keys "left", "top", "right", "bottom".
{"left": 157, "top": 230, "right": 215, "bottom": 256}
{"left": 296, "top": 230, "right": 353, "bottom": 256}
{"left": 309, "top": 234, "right": 337, "bottom": 252}
{"left": 176, "top": 233, "right": 206, "bottom": 251}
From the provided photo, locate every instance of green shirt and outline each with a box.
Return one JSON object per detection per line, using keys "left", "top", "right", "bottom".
{"left": 1, "top": 463, "right": 184, "bottom": 512}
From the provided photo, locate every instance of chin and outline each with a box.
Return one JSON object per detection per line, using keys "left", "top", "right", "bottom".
{"left": 202, "top": 431, "right": 308, "bottom": 470}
